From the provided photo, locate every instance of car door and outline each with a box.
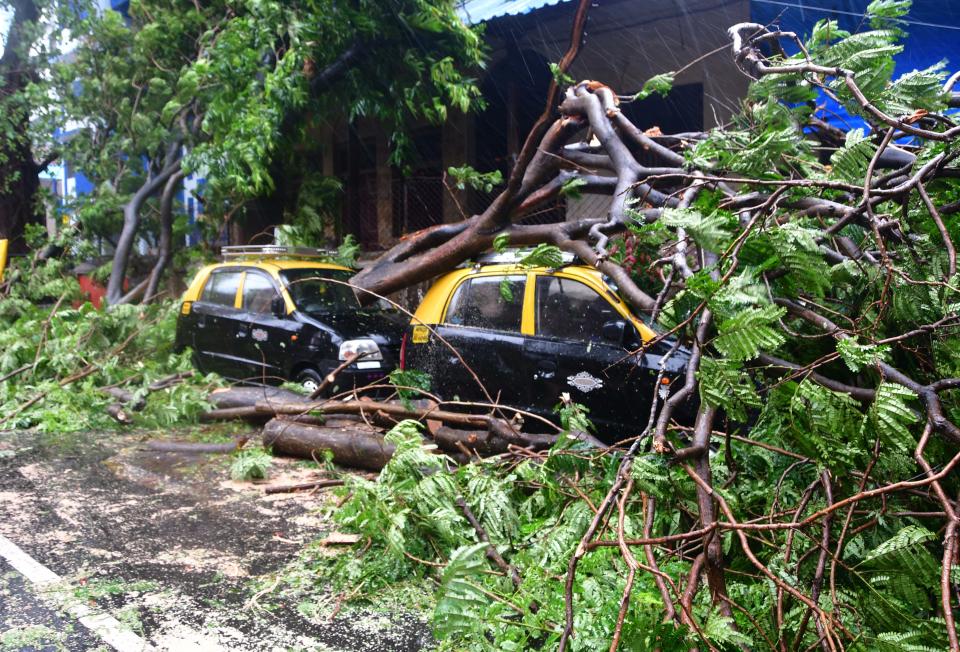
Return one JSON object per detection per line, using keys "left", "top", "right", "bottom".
{"left": 190, "top": 268, "right": 245, "bottom": 377}
{"left": 526, "top": 273, "right": 654, "bottom": 439}
{"left": 234, "top": 270, "right": 298, "bottom": 383}
{"left": 429, "top": 274, "right": 528, "bottom": 407}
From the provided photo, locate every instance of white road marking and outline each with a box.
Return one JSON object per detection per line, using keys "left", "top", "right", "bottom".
{"left": 0, "top": 533, "right": 156, "bottom": 651}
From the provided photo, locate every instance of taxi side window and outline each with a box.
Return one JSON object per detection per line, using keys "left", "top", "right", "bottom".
{"left": 242, "top": 272, "right": 279, "bottom": 314}
{"left": 445, "top": 275, "right": 524, "bottom": 332}
{"left": 535, "top": 276, "right": 617, "bottom": 342}
{"left": 200, "top": 271, "right": 242, "bottom": 307}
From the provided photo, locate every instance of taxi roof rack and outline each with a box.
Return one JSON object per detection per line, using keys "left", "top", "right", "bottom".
{"left": 472, "top": 248, "right": 578, "bottom": 266}
{"left": 221, "top": 245, "right": 335, "bottom": 261}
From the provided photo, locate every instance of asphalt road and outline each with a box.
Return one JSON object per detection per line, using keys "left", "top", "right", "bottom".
{"left": 0, "top": 429, "right": 431, "bottom": 652}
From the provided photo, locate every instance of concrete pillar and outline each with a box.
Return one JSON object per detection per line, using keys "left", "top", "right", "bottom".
{"left": 376, "top": 131, "right": 393, "bottom": 247}
{"left": 320, "top": 126, "right": 337, "bottom": 242}
{"left": 442, "top": 111, "right": 474, "bottom": 223}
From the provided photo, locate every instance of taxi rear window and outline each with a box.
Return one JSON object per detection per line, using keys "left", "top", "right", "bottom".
{"left": 445, "top": 275, "right": 524, "bottom": 332}
{"left": 201, "top": 271, "right": 242, "bottom": 306}
{"left": 535, "top": 276, "right": 616, "bottom": 342}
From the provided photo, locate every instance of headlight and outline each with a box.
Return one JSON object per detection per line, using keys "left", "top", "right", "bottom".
{"left": 339, "top": 338, "right": 383, "bottom": 361}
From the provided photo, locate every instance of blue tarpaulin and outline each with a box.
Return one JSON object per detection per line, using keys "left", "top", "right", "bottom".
{"left": 457, "top": 0, "right": 573, "bottom": 24}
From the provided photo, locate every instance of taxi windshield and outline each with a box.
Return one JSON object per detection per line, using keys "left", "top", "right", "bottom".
{"left": 280, "top": 269, "right": 391, "bottom": 316}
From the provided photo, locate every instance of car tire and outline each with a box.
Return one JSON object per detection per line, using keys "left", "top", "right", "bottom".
{"left": 296, "top": 368, "right": 325, "bottom": 396}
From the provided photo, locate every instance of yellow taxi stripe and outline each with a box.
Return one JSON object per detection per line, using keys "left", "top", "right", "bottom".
{"left": 520, "top": 272, "right": 536, "bottom": 335}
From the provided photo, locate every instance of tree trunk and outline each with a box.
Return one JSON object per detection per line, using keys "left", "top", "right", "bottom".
{"left": 105, "top": 157, "right": 181, "bottom": 305}
{"left": 0, "top": 0, "right": 42, "bottom": 255}
{"left": 144, "top": 169, "right": 186, "bottom": 303}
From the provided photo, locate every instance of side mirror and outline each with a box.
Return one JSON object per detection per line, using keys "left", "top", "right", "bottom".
{"left": 271, "top": 295, "right": 286, "bottom": 318}
{"left": 600, "top": 319, "right": 626, "bottom": 345}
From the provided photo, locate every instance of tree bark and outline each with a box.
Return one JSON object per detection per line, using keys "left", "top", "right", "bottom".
{"left": 105, "top": 157, "right": 182, "bottom": 305}
{"left": 144, "top": 169, "right": 186, "bottom": 303}
{"left": 262, "top": 418, "right": 395, "bottom": 471}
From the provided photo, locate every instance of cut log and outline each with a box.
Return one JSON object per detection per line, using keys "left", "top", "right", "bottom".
{"left": 262, "top": 418, "right": 395, "bottom": 471}
{"left": 199, "top": 406, "right": 266, "bottom": 422}
{"left": 102, "top": 387, "right": 146, "bottom": 411}
{"left": 258, "top": 399, "right": 496, "bottom": 429}
{"left": 208, "top": 386, "right": 307, "bottom": 410}
{"left": 106, "top": 403, "right": 133, "bottom": 424}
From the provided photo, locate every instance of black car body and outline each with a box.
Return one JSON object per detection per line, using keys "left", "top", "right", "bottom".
{"left": 175, "top": 255, "right": 404, "bottom": 393}
{"left": 401, "top": 261, "right": 696, "bottom": 443}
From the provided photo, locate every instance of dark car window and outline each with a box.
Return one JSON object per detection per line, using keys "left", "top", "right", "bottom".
{"left": 445, "top": 275, "right": 524, "bottom": 332}
{"left": 536, "top": 276, "right": 617, "bottom": 342}
{"left": 200, "top": 270, "right": 242, "bottom": 307}
{"left": 280, "top": 269, "right": 391, "bottom": 316}
{"left": 242, "top": 272, "right": 279, "bottom": 314}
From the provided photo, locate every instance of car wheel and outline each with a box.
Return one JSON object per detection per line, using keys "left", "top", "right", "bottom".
{"left": 297, "top": 368, "right": 325, "bottom": 396}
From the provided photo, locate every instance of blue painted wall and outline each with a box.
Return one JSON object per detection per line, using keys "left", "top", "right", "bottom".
{"left": 750, "top": 1, "right": 960, "bottom": 128}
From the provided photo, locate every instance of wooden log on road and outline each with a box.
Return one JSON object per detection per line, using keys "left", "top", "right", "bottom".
{"left": 262, "top": 418, "right": 395, "bottom": 471}
{"left": 209, "top": 386, "right": 307, "bottom": 410}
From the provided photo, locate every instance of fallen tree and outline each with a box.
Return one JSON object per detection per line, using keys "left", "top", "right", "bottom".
{"left": 327, "top": 2, "right": 960, "bottom": 650}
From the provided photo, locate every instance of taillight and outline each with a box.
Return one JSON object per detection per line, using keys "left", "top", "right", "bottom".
{"left": 399, "top": 332, "right": 408, "bottom": 370}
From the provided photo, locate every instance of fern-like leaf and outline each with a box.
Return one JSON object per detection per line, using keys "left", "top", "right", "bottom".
{"left": 713, "top": 304, "right": 786, "bottom": 360}
{"left": 864, "top": 383, "right": 918, "bottom": 454}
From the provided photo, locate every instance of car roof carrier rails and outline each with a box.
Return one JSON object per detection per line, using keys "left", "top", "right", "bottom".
{"left": 473, "top": 248, "right": 578, "bottom": 267}
{"left": 221, "top": 245, "right": 334, "bottom": 261}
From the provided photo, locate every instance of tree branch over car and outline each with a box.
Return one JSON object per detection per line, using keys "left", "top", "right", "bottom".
{"left": 348, "top": 1, "right": 960, "bottom": 647}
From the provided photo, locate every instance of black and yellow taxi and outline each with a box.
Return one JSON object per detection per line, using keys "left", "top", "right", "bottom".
{"left": 175, "top": 246, "right": 404, "bottom": 393}
{"left": 400, "top": 251, "right": 694, "bottom": 441}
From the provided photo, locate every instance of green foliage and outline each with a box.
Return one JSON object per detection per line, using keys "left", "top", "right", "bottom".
{"left": 230, "top": 447, "right": 273, "bottom": 481}
{"left": 837, "top": 337, "right": 890, "bottom": 372}
{"left": 517, "top": 243, "right": 565, "bottom": 269}
{"left": 433, "top": 543, "right": 491, "bottom": 637}
{"left": 865, "top": 382, "right": 919, "bottom": 454}
{"left": 387, "top": 368, "right": 432, "bottom": 408}
{"left": 44, "top": 0, "right": 486, "bottom": 254}
{"left": 713, "top": 304, "right": 786, "bottom": 360}
{"left": 559, "top": 176, "right": 588, "bottom": 199}
{"left": 660, "top": 207, "right": 732, "bottom": 252}
{"left": 448, "top": 165, "right": 503, "bottom": 193}
{"left": 830, "top": 128, "right": 877, "bottom": 183}
{"left": 0, "top": 254, "right": 220, "bottom": 433}
{"left": 549, "top": 62, "right": 575, "bottom": 87}
{"left": 697, "top": 357, "right": 761, "bottom": 422}
{"left": 632, "top": 72, "right": 675, "bottom": 101}
{"left": 274, "top": 175, "right": 343, "bottom": 247}
{"left": 331, "top": 234, "right": 361, "bottom": 269}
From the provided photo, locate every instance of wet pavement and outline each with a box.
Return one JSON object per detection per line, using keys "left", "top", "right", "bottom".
{"left": 0, "top": 429, "right": 431, "bottom": 651}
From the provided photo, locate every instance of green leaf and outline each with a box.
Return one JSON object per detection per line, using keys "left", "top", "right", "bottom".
{"left": 865, "top": 382, "right": 918, "bottom": 453}
{"left": 559, "top": 177, "right": 587, "bottom": 199}
{"left": 633, "top": 72, "right": 675, "bottom": 101}
{"left": 433, "top": 543, "right": 491, "bottom": 637}
{"left": 837, "top": 337, "right": 890, "bottom": 372}
{"left": 698, "top": 357, "right": 762, "bottom": 421}
{"left": 518, "top": 243, "right": 564, "bottom": 269}
{"left": 660, "top": 207, "right": 732, "bottom": 252}
{"left": 713, "top": 305, "right": 786, "bottom": 360}
{"left": 864, "top": 525, "right": 936, "bottom": 564}
{"left": 548, "top": 62, "right": 574, "bottom": 87}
